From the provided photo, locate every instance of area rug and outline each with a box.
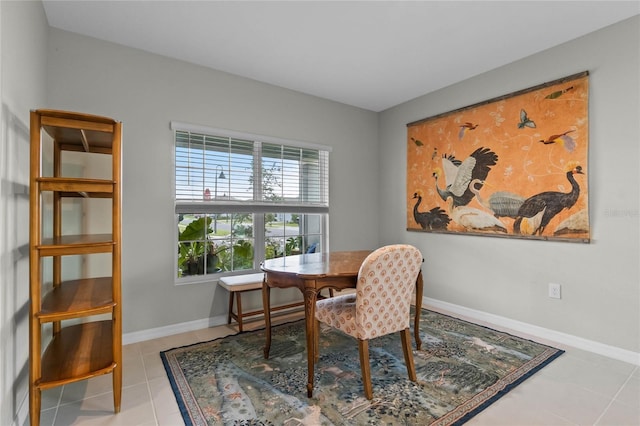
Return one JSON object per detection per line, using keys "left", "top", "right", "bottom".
{"left": 161, "top": 309, "right": 563, "bottom": 425}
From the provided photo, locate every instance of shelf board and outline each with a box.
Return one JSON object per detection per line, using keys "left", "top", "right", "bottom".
{"left": 37, "top": 234, "right": 115, "bottom": 256}
{"left": 38, "top": 277, "right": 115, "bottom": 322}
{"left": 38, "top": 177, "right": 114, "bottom": 195}
{"left": 37, "top": 109, "right": 117, "bottom": 153}
{"left": 57, "top": 192, "right": 113, "bottom": 199}
{"left": 38, "top": 320, "right": 115, "bottom": 389}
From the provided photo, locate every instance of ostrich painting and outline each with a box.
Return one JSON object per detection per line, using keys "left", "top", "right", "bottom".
{"left": 433, "top": 147, "right": 499, "bottom": 207}
{"left": 513, "top": 164, "right": 585, "bottom": 236}
{"left": 412, "top": 192, "right": 451, "bottom": 230}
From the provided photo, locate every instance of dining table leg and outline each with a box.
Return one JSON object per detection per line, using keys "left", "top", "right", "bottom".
{"left": 414, "top": 270, "right": 424, "bottom": 351}
{"left": 303, "top": 284, "right": 319, "bottom": 398}
{"left": 262, "top": 279, "right": 272, "bottom": 359}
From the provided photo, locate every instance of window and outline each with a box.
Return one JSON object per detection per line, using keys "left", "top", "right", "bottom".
{"left": 172, "top": 122, "right": 330, "bottom": 283}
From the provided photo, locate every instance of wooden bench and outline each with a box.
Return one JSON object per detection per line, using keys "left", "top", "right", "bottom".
{"left": 218, "top": 273, "right": 305, "bottom": 332}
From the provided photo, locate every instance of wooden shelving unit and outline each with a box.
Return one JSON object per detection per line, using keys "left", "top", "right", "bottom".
{"left": 29, "top": 109, "right": 122, "bottom": 426}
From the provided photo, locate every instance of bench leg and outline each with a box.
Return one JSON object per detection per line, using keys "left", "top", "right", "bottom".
{"left": 236, "top": 293, "right": 244, "bottom": 332}
{"left": 227, "top": 292, "right": 234, "bottom": 325}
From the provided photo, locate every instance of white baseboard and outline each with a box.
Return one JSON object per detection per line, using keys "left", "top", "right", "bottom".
{"left": 424, "top": 297, "right": 640, "bottom": 367}
{"left": 123, "top": 301, "right": 308, "bottom": 345}
{"left": 122, "top": 298, "right": 639, "bottom": 366}
{"left": 123, "top": 314, "right": 228, "bottom": 345}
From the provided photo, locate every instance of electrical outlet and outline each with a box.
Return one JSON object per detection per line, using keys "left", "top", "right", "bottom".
{"left": 548, "top": 283, "right": 562, "bottom": 299}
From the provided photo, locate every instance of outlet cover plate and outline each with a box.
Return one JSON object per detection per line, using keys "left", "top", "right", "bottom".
{"left": 549, "top": 283, "right": 562, "bottom": 299}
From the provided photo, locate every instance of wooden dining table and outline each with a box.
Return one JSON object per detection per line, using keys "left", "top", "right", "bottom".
{"left": 261, "top": 250, "right": 424, "bottom": 398}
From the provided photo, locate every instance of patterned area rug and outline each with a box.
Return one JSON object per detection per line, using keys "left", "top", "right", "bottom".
{"left": 161, "top": 309, "right": 563, "bottom": 425}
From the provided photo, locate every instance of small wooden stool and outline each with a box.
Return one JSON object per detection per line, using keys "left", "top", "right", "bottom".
{"left": 218, "top": 273, "right": 306, "bottom": 332}
{"left": 218, "top": 273, "right": 264, "bottom": 332}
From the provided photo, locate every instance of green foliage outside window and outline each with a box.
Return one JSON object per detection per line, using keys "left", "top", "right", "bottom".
{"left": 178, "top": 214, "right": 318, "bottom": 278}
{"left": 178, "top": 215, "right": 258, "bottom": 277}
{"left": 178, "top": 217, "right": 228, "bottom": 277}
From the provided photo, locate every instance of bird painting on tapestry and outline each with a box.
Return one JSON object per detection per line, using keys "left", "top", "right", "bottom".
{"left": 513, "top": 164, "right": 585, "bottom": 236}
{"left": 445, "top": 196, "right": 507, "bottom": 233}
{"left": 433, "top": 147, "right": 499, "bottom": 207}
{"left": 468, "top": 179, "right": 525, "bottom": 219}
{"left": 544, "top": 86, "right": 574, "bottom": 99}
{"left": 517, "top": 109, "right": 536, "bottom": 129}
{"left": 458, "top": 122, "right": 479, "bottom": 140}
{"left": 406, "top": 72, "right": 589, "bottom": 242}
{"left": 539, "top": 130, "right": 576, "bottom": 152}
{"left": 412, "top": 192, "right": 451, "bottom": 230}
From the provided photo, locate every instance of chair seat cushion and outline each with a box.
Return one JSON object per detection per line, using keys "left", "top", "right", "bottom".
{"left": 315, "top": 294, "right": 358, "bottom": 338}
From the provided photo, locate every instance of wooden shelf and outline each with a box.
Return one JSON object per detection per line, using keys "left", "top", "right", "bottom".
{"left": 38, "top": 177, "right": 114, "bottom": 195}
{"left": 55, "top": 192, "right": 113, "bottom": 199}
{"left": 29, "top": 109, "right": 122, "bottom": 425}
{"left": 38, "top": 321, "right": 115, "bottom": 389}
{"left": 37, "top": 234, "right": 114, "bottom": 256}
{"left": 38, "top": 277, "right": 115, "bottom": 322}
{"left": 39, "top": 110, "right": 116, "bottom": 153}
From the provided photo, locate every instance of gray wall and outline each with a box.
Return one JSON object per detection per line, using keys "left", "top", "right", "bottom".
{"left": 1, "top": 5, "right": 638, "bottom": 424}
{"left": 45, "top": 28, "right": 381, "bottom": 333}
{"left": 379, "top": 16, "right": 640, "bottom": 353}
{"left": 0, "top": 2, "right": 49, "bottom": 425}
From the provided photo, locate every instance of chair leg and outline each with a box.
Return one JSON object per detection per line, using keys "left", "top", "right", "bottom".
{"left": 314, "top": 320, "right": 320, "bottom": 363}
{"left": 358, "top": 339, "right": 373, "bottom": 400}
{"left": 400, "top": 328, "right": 417, "bottom": 382}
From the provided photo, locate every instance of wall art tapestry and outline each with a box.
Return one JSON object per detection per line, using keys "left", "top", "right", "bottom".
{"left": 407, "top": 72, "right": 589, "bottom": 243}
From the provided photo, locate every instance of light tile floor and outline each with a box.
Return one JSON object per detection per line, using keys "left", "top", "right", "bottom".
{"left": 38, "top": 311, "right": 640, "bottom": 426}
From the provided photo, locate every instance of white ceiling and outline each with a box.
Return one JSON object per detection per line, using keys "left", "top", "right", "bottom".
{"left": 42, "top": 1, "right": 639, "bottom": 112}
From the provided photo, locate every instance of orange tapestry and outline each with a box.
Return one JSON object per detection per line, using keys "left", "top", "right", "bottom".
{"left": 407, "top": 72, "right": 589, "bottom": 243}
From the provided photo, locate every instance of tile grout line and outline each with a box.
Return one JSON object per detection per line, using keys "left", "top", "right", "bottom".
{"left": 50, "top": 386, "right": 64, "bottom": 426}
{"left": 140, "top": 345, "right": 161, "bottom": 426}
{"left": 593, "top": 365, "right": 639, "bottom": 425}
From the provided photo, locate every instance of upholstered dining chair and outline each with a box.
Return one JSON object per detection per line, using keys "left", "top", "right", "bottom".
{"left": 314, "top": 244, "right": 423, "bottom": 400}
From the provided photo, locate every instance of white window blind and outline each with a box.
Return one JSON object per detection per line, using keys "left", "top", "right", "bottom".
{"left": 173, "top": 122, "right": 330, "bottom": 214}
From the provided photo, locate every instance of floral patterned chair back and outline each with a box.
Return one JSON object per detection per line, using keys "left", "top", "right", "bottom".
{"left": 354, "top": 244, "right": 423, "bottom": 340}
{"left": 315, "top": 244, "right": 423, "bottom": 399}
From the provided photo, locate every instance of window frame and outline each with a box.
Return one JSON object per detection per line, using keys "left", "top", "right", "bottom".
{"left": 171, "top": 121, "right": 331, "bottom": 285}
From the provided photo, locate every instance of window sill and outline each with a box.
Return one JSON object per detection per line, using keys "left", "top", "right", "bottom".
{"left": 175, "top": 270, "right": 262, "bottom": 286}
